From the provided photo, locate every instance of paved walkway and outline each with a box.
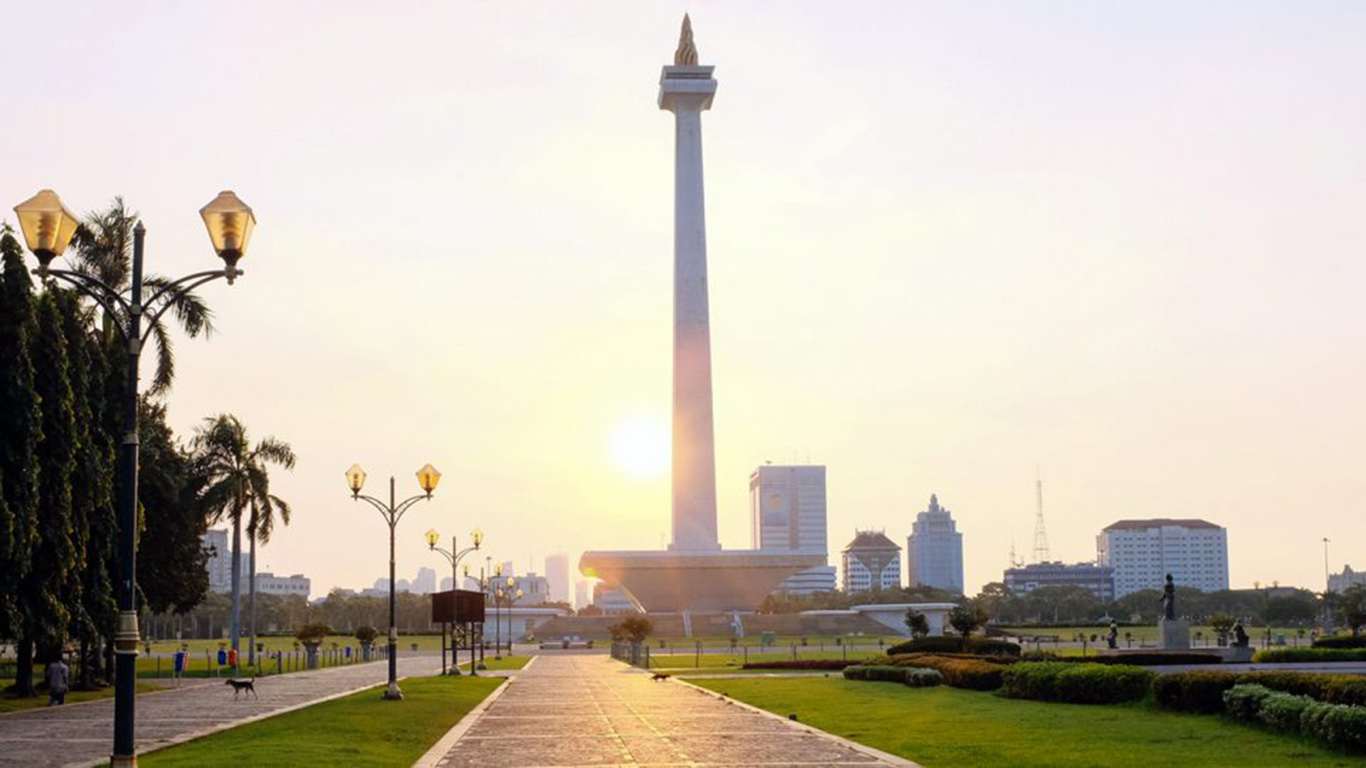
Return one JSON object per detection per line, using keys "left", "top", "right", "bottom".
{"left": 0, "top": 654, "right": 444, "bottom": 767}
{"left": 430, "top": 654, "right": 909, "bottom": 767}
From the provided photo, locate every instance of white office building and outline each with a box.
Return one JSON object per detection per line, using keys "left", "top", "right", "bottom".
{"left": 252, "top": 572, "right": 311, "bottom": 599}
{"left": 546, "top": 553, "right": 571, "bottom": 604}
{"left": 842, "top": 531, "right": 902, "bottom": 593}
{"left": 750, "top": 465, "right": 837, "bottom": 594}
{"left": 907, "top": 494, "right": 964, "bottom": 594}
{"left": 413, "top": 567, "right": 437, "bottom": 595}
{"left": 575, "top": 580, "right": 591, "bottom": 610}
{"left": 1097, "top": 518, "right": 1229, "bottom": 598}
{"left": 1329, "top": 565, "right": 1366, "bottom": 594}
{"left": 203, "top": 529, "right": 232, "bottom": 593}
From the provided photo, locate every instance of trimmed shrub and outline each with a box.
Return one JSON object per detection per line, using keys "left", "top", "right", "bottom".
{"left": 743, "top": 659, "right": 855, "bottom": 671}
{"left": 1086, "top": 652, "right": 1221, "bottom": 666}
{"left": 865, "top": 665, "right": 910, "bottom": 682}
{"left": 842, "top": 665, "right": 868, "bottom": 681}
{"left": 886, "top": 637, "right": 1021, "bottom": 657}
{"left": 888, "top": 653, "right": 1005, "bottom": 690}
{"left": 1003, "top": 662, "right": 1154, "bottom": 704}
{"left": 1302, "top": 700, "right": 1366, "bottom": 750}
{"left": 1257, "top": 690, "right": 1315, "bottom": 732}
{"left": 903, "top": 667, "right": 943, "bottom": 687}
{"left": 1253, "top": 647, "right": 1366, "bottom": 663}
{"left": 1152, "top": 671, "right": 1240, "bottom": 714}
{"left": 1323, "top": 677, "right": 1366, "bottom": 707}
{"left": 1312, "top": 635, "right": 1366, "bottom": 649}
{"left": 1223, "top": 683, "right": 1273, "bottom": 720}
{"left": 888, "top": 651, "right": 1019, "bottom": 665}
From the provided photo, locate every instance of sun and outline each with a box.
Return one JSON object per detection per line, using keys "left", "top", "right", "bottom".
{"left": 608, "top": 415, "right": 669, "bottom": 479}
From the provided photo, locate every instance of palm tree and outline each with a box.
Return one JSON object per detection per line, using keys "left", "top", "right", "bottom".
{"left": 192, "top": 415, "right": 295, "bottom": 661}
{"left": 245, "top": 466, "right": 292, "bottom": 666}
{"left": 69, "top": 198, "right": 214, "bottom": 393}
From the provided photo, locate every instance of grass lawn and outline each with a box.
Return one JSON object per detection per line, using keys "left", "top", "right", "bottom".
{"left": 1000, "top": 625, "right": 1309, "bottom": 646}
{"left": 460, "top": 654, "right": 531, "bottom": 671}
{"left": 142, "top": 634, "right": 451, "bottom": 654}
{"left": 0, "top": 681, "right": 162, "bottom": 714}
{"left": 693, "top": 677, "right": 1361, "bottom": 767}
{"left": 138, "top": 674, "right": 501, "bottom": 767}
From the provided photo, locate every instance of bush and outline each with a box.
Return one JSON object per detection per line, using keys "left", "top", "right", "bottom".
{"left": 886, "top": 637, "right": 1021, "bottom": 657}
{"left": 1253, "top": 647, "right": 1366, "bottom": 663}
{"left": 294, "top": 623, "right": 331, "bottom": 646}
{"left": 1003, "top": 662, "right": 1154, "bottom": 704}
{"left": 903, "top": 667, "right": 943, "bottom": 687}
{"left": 1312, "top": 635, "right": 1366, "bottom": 649}
{"left": 1223, "top": 683, "right": 1273, "bottom": 720}
{"left": 1088, "top": 652, "right": 1221, "bottom": 666}
{"left": 742, "top": 659, "right": 854, "bottom": 671}
{"left": 888, "top": 651, "right": 1018, "bottom": 665}
{"left": 865, "top": 665, "right": 911, "bottom": 683}
{"left": 842, "top": 665, "right": 868, "bottom": 680}
{"left": 889, "top": 654, "right": 1005, "bottom": 690}
{"left": 1303, "top": 700, "right": 1366, "bottom": 750}
{"left": 1152, "top": 671, "right": 1241, "bottom": 713}
{"left": 1257, "top": 690, "right": 1315, "bottom": 732}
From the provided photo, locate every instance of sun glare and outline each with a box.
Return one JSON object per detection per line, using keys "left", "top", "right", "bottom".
{"left": 609, "top": 415, "right": 669, "bottom": 479}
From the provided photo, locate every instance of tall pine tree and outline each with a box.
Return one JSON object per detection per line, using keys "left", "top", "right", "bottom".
{"left": 16, "top": 292, "right": 79, "bottom": 695}
{"left": 0, "top": 230, "right": 41, "bottom": 665}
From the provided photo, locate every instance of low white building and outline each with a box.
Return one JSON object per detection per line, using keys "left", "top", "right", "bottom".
{"left": 801, "top": 602, "right": 957, "bottom": 637}
{"left": 1329, "top": 565, "right": 1366, "bottom": 594}
{"left": 252, "top": 572, "right": 310, "bottom": 599}
{"left": 1097, "top": 518, "right": 1229, "bottom": 598}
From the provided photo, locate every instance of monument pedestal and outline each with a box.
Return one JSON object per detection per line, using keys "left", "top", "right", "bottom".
{"left": 1159, "top": 618, "right": 1190, "bottom": 650}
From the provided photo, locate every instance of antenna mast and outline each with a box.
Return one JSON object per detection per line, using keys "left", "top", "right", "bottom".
{"left": 1032, "top": 471, "right": 1050, "bottom": 563}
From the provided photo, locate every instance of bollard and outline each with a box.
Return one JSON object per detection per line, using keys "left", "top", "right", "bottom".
{"left": 791, "top": 643, "right": 797, "bottom": 661}
{"left": 695, "top": 641, "right": 701, "bottom": 668}
{"left": 743, "top": 644, "right": 748, "bottom": 664}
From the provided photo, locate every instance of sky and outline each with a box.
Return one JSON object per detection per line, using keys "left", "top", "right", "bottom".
{"left": 3, "top": 1, "right": 1364, "bottom": 599}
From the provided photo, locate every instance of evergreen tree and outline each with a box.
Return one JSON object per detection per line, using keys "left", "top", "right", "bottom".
{"left": 16, "top": 293, "right": 79, "bottom": 695}
{"left": 138, "top": 400, "right": 212, "bottom": 616}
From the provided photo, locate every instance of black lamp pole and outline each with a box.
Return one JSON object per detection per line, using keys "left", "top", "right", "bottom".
{"left": 25, "top": 223, "right": 243, "bottom": 768}
{"left": 348, "top": 471, "right": 436, "bottom": 700}
{"left": 427, "top": 534, "right": 481, "bottom": 674}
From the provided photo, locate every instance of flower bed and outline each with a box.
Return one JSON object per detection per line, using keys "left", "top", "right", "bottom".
{"left": 1001, "top": 661, "right": 1153, "bottom": 704}
{"left": 741, "top": 659, "right": 855, "bottom": 671}
{"left": 842, "top": 664, "right": 942, "bottom": 687}
{"left": 886, "top": 637, "right": 1021, "bottom": 657}
{"left": 885, "top": 653, "right": 1006, "bottom": 690}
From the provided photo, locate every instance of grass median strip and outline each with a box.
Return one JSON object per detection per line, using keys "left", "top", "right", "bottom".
{"left": 693, "top": 677, "right": 1361, "bottom": 768}
{"left": 138, "top": 674, "right": 501, "bottom": 768}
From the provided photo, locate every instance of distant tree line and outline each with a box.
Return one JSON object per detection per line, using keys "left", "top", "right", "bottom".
{"left": 972, "top": 581, "right": 1326, "bottom": 627}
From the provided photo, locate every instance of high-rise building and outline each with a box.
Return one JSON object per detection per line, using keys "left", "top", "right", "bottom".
{"left": 575, "top": 580, "right": 590, "bottom": 610}
{"left": 750, "top": 465, "right": 836, "bottom": 594}
{"left": 440, "top": 576, "right": 453, "bottom": 591}
{"left": 413, "top": 567, "right": 437, "bottom": 595}
{"left": 202, "top": 529, "right": 232, "bottom": 593}
{"left": 907, "top": 494, "right": 964, "bottom": 594}
{"left": 1004, "top": 561, "right": 1115, "bottom": 602}
{"left": 1328, "top": 565, "right": 1366, "bottom": 594}
{"left": 1097, "top": 519, "right": 1229, "bottom": 598}
{"left": 842, "top": 531, "right": 902, "bottom": 593}
{"left": 546, "top": 553, "right": 571, "bottom": 604}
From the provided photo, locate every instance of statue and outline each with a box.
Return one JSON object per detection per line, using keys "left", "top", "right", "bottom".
{"left": 674, "top": 14, "right": 699, "bottom": 66}
{"left": 1232, "top": 619, "right": 1250, "bottom": 648}
{"left": 1107, "top": 620, "right": 1119, "bottom": 649}
{"left": 1160, "top": 573, "right": 1176, "bottom": 621}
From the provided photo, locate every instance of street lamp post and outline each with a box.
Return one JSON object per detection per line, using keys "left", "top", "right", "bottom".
{"left": 425, "top": 528, "right": 483, "bottom": 674}
{"left": 12, "top": 188, "right": 254, "bottom": 768}
{"left": 346, "top": 463, "right": 441, "bottom": 700}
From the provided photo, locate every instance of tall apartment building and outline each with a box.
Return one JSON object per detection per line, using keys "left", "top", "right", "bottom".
{"left": 1097, "top": 519, "right": 1229, "bottom": 598}
{"left": 906, "top": 494, "right": 964, "bottom": 593}
{"left": 545, "top": 553, "right": 571, "bottom": 604}
{"left": 750, "top": 465, "right": 837, "bottom": 594}
{"left": 413, "top": 567, "right": 437, "bottom": 595}
{"left": 841, "top": 531, "right": 901, "bottom": 593}
{"left": 202, "top": 529, "right": 232, "bottom": 593}
{"left": 1004, "top": 561, "right": 1115, "bottom": 602}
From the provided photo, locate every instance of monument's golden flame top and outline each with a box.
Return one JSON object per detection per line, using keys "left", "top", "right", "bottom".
{"left": 674, "top": 14, "right": 699, "bottom": 66}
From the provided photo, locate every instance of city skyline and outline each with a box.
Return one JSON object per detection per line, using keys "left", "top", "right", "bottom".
{"left": 5, "top": 2, "right": 1365, "bottom": 599}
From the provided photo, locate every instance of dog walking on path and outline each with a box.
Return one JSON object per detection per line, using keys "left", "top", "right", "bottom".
{"left": 225, "top": 678, "right": 257, "bottom": 700}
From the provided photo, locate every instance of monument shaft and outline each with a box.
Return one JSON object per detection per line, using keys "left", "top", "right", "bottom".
{"left": 661, "top": 60, "right": 720, "bottom": 551}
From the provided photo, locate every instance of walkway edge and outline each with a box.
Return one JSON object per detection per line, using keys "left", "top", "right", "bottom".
{"left": 67, "top": 673, "right": 415, "bottom": 768}
{"left": 672, "top": 676, "right": 923, "bottom": 767}
{"left": 411, "top": 678, "right": 511, "bottom": 768}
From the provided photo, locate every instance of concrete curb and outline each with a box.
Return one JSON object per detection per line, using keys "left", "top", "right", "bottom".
{"left": 671, "top": 675, "right": 922, "bottom": 767}
{"left": 66, "top": 670, "right": 418, "bottom": 768}
{"left": 411, "top": 678, "right": 512, "bottom": 768}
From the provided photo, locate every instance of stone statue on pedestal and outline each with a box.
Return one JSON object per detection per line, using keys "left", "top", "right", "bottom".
{"left": 1160, "top": 574, "right": 1176, "bottom": 620}
{"left": 1157, "top": 574, "right": 1189, "bottom": 650}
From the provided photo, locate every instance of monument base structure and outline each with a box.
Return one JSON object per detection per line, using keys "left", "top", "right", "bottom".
{"left": 580, "top": 550, "right": 824, "bottom": 613}
{"left": 1158, "top": 618, "right": 1191, "bottom": 650}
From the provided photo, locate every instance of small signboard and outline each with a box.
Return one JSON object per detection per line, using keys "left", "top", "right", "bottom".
{"left": 432, "top": 589, "right": 486, "bottom": 624}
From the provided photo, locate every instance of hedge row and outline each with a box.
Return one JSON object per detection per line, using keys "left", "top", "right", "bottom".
{"left": 1224, "top": 684, "right": 1366, "bottom": 751}
{"left": 1154, "top": 670, "right": 1366, "bottom": 714}
{"left": 886, "top": 637, "right": 1021, "bottom": 657}
{"left": 1312, "top": 635, "right": 1366, "bottom": 650}
{"left": 1254, "top": 647, "right": 1366, "bottom": 663}
{"left": 741, "top": 659, "right": 856, "bottom": 671}
{"left": 842, "top": 665, "right": 943, "bottom": 687}
{"left": 885, "top": 653, "right": 1006, "bottom": 690}
{"left": 1020, "top": 651, "right": 1222, "bottom": 666}
{"left": 1001, "top": 662, "right": 1154, "bottom": 704}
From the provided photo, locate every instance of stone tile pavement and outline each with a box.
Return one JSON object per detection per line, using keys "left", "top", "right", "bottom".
{"left": 430, "top": 654, "right": 913, "bottom": 767}
{"left": 0, "top": 653, "right": 444, "bottom": 767}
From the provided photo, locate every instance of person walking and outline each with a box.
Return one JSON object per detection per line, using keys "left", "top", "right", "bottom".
{"left": 45, "top": 656, "right": 70, "bottom": 706}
